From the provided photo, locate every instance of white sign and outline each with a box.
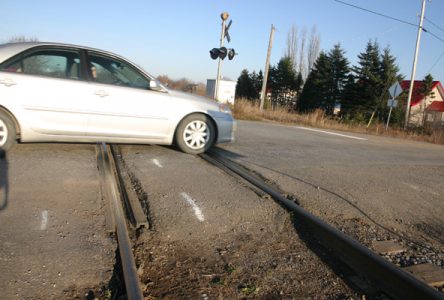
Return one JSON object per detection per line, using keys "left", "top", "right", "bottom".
{"left": 388, "top": 82, "right": 402, "bottom": 99}
{"left": 387, "top": 99, "right": 398, "bottom": 108}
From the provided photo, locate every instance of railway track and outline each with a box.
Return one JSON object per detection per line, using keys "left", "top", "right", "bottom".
{"left": 201, "top": 149, "right": 443, "bottom": 300}
{"left": 97, "top": 144, "right": 443, "bottom": 299}
{"left": 96, "top": 143, "right": 144, "bottom": 300}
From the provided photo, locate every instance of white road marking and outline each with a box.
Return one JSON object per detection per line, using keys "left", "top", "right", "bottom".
{"left": 180, "top": 192, "right": 205, "bottom": 222}
{"left": 40, "top": 210, "right": 48, "bottom": 230}
{"left": 296, "top": 126, "right": 368, "bottom": 141}
{"left": 152, "top": 159, "right": 163, "bottom": 168}
{"left": 402, "top": 182, "right": 440, "bottom": 196}
{"left": 403, "top": 182, "right": 420, "bottom": 191}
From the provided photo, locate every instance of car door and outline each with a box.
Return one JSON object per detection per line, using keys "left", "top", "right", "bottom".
{"left": 84, "top": 51, "right": 173, "bottom": 141}
{"left": 0, "top": 47, "right": 90, "bottom": 138}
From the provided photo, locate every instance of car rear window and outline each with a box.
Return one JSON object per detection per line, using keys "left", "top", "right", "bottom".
{"left": 0, "top": 49, "right": 81, "bottom": 80}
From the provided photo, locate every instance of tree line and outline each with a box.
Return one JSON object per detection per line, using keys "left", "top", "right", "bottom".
{"left": 157, "top": 75, "right": 206, "bottom": 96}
{"left": 236, "top": 36, "right": 434, "bottom": 127}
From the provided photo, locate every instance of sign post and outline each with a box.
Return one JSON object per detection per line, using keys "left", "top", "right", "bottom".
{"left": 386, "top": 82, "right": 402, "bottom": 130}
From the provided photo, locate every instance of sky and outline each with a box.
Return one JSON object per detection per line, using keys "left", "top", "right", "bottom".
{"left": 2, "top": 0, "right": 444, "bottom": 84}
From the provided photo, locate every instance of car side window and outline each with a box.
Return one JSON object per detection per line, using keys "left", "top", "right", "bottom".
{"left": 87, "top": 52, "right": 150, "bottom": 90}
{"left": 0, "top": 49, "right": 81, "bottom": 80}
{"left": 0, "top": 60, "right": 22, "bottom": 73}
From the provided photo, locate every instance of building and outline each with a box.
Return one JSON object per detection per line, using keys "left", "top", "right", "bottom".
{"left": 400, "top": 80, "right": 444, "bottom": 126}
{"left": 206, "top": 79, "right": 236, "bottom": 104}
{"left": 425, "top": 101, "right": 444, "bottom": 128}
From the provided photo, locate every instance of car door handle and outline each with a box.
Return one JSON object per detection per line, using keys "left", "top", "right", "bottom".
{"left": 0, "top": 78, "right": 17, "bottom": 87}
{"left": 94, "top": 90, "right": 109, "bottom": 98}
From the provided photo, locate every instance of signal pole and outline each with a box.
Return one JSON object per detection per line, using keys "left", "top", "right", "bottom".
{"left": 215, "top": 12, "right": 229, "bottom": 100}
{"left": 260, "top": 24, "right": 275, "bottom": 111}
{"left": 405, "top": 0, "right": 426, "bottom": 129}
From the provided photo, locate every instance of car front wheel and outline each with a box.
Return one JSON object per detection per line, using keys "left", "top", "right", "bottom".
{"left": 0, "top": 111, "right": 16, "bottom": 152}
{"left": 175, "top": 114, "right": 216, "bottom": 154}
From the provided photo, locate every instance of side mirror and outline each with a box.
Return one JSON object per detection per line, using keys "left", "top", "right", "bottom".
{"left": 149, "top": 80, "right": 164, "bottom": 92}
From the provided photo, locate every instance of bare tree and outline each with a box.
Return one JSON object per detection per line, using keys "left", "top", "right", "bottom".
{"left": 8, "top": 35, "right": 38, "bottom": 43}
{"left": 157, "top": 75, "right": 206, "bottom": 96}
{"left": 298, "top": 27, "right": 307, "bottom": 79}
{"left": 285, "top": 25, "right": 298, "bottom": 69}
{"left": 307, "top": 25, "right": 321, "bottom": 75}
{"left": 284, "top": 24, "right": 321, "bottom": 80}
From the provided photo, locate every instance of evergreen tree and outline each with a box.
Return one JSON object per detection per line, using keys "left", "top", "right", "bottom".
{"left": 268, "top": 56, "right": 299, "bottom": 107}
{"left": 325, "top": 44, "right": 350, "bottom": 114}
{"left": 351, "top": 40, "right": 382, "bottom": 113}
{"left": 297, "top": 52, "right": 330, "bottom": 112}
{"left": 342, "top": 40, "right": 401, "bottom": 121}
{"left": 377, "top": 46, "right": 401, "bottom": 118}
{"left": 298, "top": 44, "right": 349, "bottom": 114}
{"left": 251, "top": 70, "right": 263, "bottom": 99}
{"left": 341, "top": 74, "right": 358, "bottom": 116}
{"left": 236, "top": 69, "right": 257, "bottom": 100}
{"left": 420, "top": 74, "right": 435, "bottom": 99}
{"left": 295, "top": 72, "right": 304, "bottom": 95}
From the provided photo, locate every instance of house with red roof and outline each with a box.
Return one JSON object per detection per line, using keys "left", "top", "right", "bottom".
{"left": 400, "top": 80, "right": 444, "bottom": 127}
{"left": 426, "top": 101, "right": 444, "bottom": 127}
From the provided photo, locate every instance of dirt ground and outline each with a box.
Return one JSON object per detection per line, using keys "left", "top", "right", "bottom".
{"left": 134, "top": 213, "right": 359, "bottom": 299}
{"left": 116, "top": 145, "right": 364, "bottom": 299}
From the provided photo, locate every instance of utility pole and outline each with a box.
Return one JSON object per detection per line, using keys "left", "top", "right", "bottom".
{"left": 260, "top": 24, "right": 275, "bottom": 111}
{"left": 215, "top": 12, "right": 229, "bottom": 100}
{"left": 405, "top": 0, "right": 426, "bottom": 129}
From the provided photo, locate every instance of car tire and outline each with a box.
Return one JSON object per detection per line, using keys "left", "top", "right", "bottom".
{"left": 0, "top": 111, "right": 16, "bottom": 152}
{"left": 175, "top": 114, "right": 216, "bottom": 154}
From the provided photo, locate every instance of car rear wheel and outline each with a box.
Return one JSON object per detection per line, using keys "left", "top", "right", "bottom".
{"left": 175, "top": 114, "right": 216, "bottom": 154}
{"left": 0, "top": 111, "right": 16, "bottom": 151}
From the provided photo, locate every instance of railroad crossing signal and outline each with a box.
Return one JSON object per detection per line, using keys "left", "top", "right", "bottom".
{"left": 212, "top": 12, "right": 236, "bottom": 100}
{"left": 225, "top": 20, "right": 232, "bottom": 43}
{"left": 227, "top": 48, "right": 235, "bottom": 60}
{"left": 209, "top": 47, "right": 236, "bottom": 60}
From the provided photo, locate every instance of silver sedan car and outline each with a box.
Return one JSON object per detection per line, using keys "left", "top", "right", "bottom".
{"left": 0, "top": 42, "right": 235, "bottom": 154}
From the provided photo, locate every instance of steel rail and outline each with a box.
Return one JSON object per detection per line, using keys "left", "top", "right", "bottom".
{"left": 97, "top": 143, "right": 143, "bottom": 300}
{"left": 201, "top": 150, "right": 444, "bottom": 300}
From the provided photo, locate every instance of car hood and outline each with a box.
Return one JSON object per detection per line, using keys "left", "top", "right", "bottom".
{"left": 167, "top": 90, "right": 221, "bottom": 109}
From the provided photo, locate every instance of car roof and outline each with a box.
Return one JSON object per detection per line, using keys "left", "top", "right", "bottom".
{"left": 0, "top": 42, "right": 126, "bottom": 64}
{"left": 0, "top": 42, "right": 160, "bottom": 83}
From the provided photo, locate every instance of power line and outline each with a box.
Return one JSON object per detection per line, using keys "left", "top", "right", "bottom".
{"left": 334, "top": 0, "right": 444, "bottom": 44}
{"left": 427, "top": 50, "right": 444, "bottom": 74}
{"left": 424, "top": 16, "right": 444, "bottom": 34}
{"left": 426, "top": 30, "right": 444, "bottom": 44}
{"left": 333, "top": 0, "right": 418, "bottom": 28}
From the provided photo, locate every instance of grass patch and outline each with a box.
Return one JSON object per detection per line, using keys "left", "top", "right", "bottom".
{"left": 225, "top": 264, "right": 236, "bottom": 275}
{"left": 232, "top": 99, "right": 444, "bottom": 145}
{"left": 239, "top": 284, "right": 257, "bottom": 295}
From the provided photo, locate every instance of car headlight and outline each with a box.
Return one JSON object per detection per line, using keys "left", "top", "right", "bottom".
{"left": 219, "top": 103, "right": 232, "bottom": 115}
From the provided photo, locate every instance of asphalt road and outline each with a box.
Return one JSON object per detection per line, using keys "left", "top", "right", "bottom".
{"left": 0, "top": 144, "right": 114, "bottom": 299}
{"left": 218, "top": 120, "right": 444, "bottom": 245}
